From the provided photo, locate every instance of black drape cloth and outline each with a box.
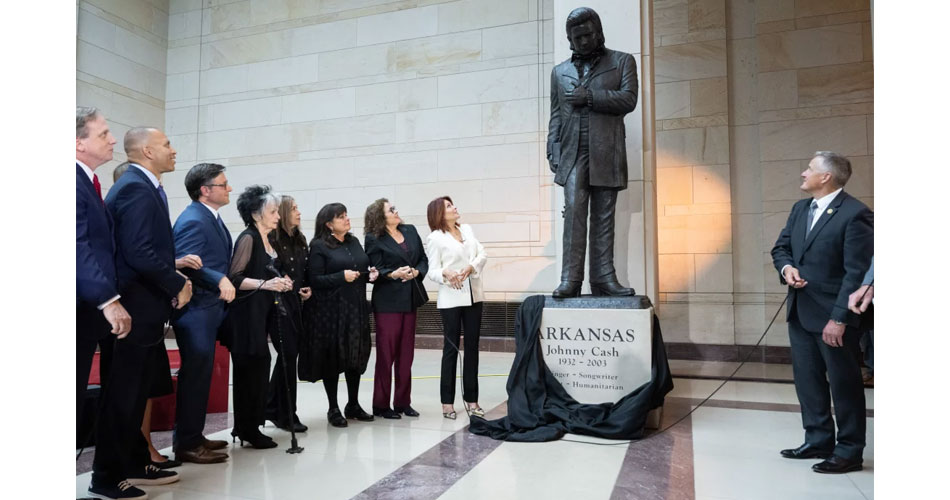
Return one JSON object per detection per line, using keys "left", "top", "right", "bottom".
{"left": 468, "top": 295, "right": 674, "bottom": 442}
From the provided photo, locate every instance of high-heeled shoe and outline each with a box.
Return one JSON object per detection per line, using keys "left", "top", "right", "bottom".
{"left": 466, "top": 404, "right": 485, "bottom": 418}
{"left": 231, "top": 430, "right": 277, "bottom": 449}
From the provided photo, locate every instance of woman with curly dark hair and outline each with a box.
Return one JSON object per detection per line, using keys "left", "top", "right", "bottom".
{"left": 226, "top": 185, "right": 293, "bottom": 448}
{"left": 300, "top": 203, "right": 378, "bottom": 427}
{"left": 363, "top": 199, "right": 428, "bottom": 419}
{"left": 264, "top": 195, "right": 312, "bottom": 433}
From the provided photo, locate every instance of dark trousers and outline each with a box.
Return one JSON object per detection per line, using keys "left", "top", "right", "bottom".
{"left": 265, "top": 318, "right": 299, "bottom": 425}
{"left": 231, "top": 351, "right": 271, "bottom": 435}
{"left": 788, "top": 314, "right": 866, "bottom": 461}
{"left": 439, "top": 302, "right": 482, "bottom": 404}
{"left": 172, "top": 304, "right": 226, "bottom": 450}
{"left": 561, "top": 145, "right": 620, "bottom": 283}
{"left": 373, "top": 311, "right": 417, "bottom": 409}
{"left": 92, "top": 323, "right": 163, "bottom": 487}
{"left": 77, "top": 306, "right": 110, "bottom": 440}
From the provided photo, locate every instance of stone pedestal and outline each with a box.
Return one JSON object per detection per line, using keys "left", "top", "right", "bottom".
{"left": 540, "top": 295, "right": 655, "bottom": 404}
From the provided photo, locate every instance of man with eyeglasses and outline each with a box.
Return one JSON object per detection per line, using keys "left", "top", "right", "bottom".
{"left": 170, "top": 163, "right": 236, "bottom": 464}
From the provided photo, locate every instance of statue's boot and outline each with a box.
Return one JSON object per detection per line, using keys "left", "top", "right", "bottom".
{"left": 552, "top": 281, "right": 582, "bottom": 298}
{"left": 590, "top": 280, "right": 635, "bottom": 297}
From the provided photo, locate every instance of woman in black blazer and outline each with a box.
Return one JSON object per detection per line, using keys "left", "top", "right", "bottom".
{"left": 300, "top": 203, "right": 378, "bottom": 427}
{"left": 364, "top": 199, "right": 429, "bottom": 419}
{"left": 226, "top": 185, "right": 293, "bottom": 448}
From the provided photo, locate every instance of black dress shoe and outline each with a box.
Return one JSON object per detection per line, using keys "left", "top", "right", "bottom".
{"left": 269, "top": 418, "right": 309, "bottom": 433}
{"left": 812, "top": 454, "right": 863, "bottom": 474}
{"left": 344, "top": 403, "right": 375, "bottom": 421}
{"left": 590, "top": 280, "right": 635, "bottom": 296}
{"left": 780, "top": 443, "right": 833, "bottom": 459}
{"left": 328, "top": 408, "right": 348, "bottom": 427}
{"left": 552, "top": 281, "right": 581, "bottom": 298}
{"left": 373, "top": 407, "right": 402, "bottom": 419}
{"left": 395, "top": 406, "right": 420, "bottom": 417}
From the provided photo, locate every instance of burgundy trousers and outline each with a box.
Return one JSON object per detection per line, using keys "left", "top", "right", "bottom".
{"left": 373, "top": 311, "right": 417, "bottom": 409}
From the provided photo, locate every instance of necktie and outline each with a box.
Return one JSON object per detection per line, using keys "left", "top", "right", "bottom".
{"left": 216, "top": 215, "right": 229, "bottom": 243}
{"left": 805, "top": 200, "right": 819, "bottom": 238}
{"left": 157, "top": 184, "right": 169, "bottom": 211}
{"left": 92, "top": 173, "right": 102, "bottom": 200}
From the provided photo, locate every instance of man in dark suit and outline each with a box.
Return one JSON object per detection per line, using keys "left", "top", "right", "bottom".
{"left": 548, "top": 7, "right": 638, "bottom": 298}
{"left": 171, "top": 163, "right": 235, "bottom": 464}
{"left": 771, "top": 151, "right": 873, "bottom": 474}
{"left": 91, "top": 127, "right": 193, "bottom": 498}
{"left": 76, "top": 107, "right": 133, "bottom": 484}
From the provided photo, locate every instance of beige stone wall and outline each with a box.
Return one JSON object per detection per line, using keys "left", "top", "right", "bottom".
{"left": 160, "top": 0, "right": 558, "bottom": 301}
{"left": 76, "top": 0, "right": 170, "bottom": 180}
{"left": 654, "top": 0, "right": 873, "bottom": 345}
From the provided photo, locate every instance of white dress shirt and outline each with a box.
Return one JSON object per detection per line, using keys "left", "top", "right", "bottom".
{"left": 424, "top": 224, "right": 488, "bottom": 309}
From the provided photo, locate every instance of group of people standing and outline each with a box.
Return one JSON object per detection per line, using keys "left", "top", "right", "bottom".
{"left": 76, "top": 107, "right": 489, "bottom": 500}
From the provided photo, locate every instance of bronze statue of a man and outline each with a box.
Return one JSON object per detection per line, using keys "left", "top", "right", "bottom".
{"left": 548, "top": 7, "right": 639, "bottom": 298}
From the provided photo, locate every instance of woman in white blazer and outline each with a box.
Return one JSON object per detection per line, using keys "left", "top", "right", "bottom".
{"left": 424, "top": 196, "right": 488, "bottom": 419}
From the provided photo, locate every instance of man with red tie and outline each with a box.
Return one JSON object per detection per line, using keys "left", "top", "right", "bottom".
{"left": 76, "top": 107, "right": 139, "bottom": 498}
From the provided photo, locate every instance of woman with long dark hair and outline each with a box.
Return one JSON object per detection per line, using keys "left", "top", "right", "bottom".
{"left": 226, "top": 185, "right": 293, "bottom": 448}
{"left": 424, "top": 196, "right": 488, "bottom": 419}
{"left": 264, "top": 195, "right": 312, "bottom": 432}
{"left": 300, "top": 203, "right": 378, "bottom": 427}
{"left": 364, "top": 198, "right": 428, "bottom": 419}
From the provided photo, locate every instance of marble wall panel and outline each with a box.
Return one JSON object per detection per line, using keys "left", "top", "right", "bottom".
{"left": 353, "top": 151, "right": 439, "bottom": 187}
{"left": 732, "top": 213, "right": 764, "bottom": 293}
{"left": 797, "top": 61, "right": 873, "bottom": 107}
{"left": 115, "top": 23, "right": 167, "bottom": 71}
{"left": 170, "top": 0, "right": 201, "bottom": 14}
{"left": 467, "top": 222, "right": 532, "bottom": 243}
{"left": 657, "top": 167, "right": 693, "bottom": 206}
{"left": 198, "top": 64, "right": 248, "bottom": 96}
{"left": 86, "top": 0, "right": 168, "bottom": 38}
{"left": 657, "top": 213, "right": 732, "bottom": 254}
{"left": 393, "top": 180, "right": 484, "bottom": 217}
{"left": 479, "top": 256, "right": 557, "bottom": 293}
{"left": 655, "top": 81, "right": 691, "bottom": 120}
{"left": 654, "top": 40, "right": 727, "bottom": 84}
{"left": 226, "top": 157, "right": 357, "bottom": 193}
{"left": 482, "top": 177, "right": 541, "bottom": 213}
{"left": 437, "top": 0, "right": 531, "bottom": 34}
{"left": 437, "top": 65, "right": 540, "bottom": 107}
{"left": 310, "top": 114, "right": 397, "bottom": 150}
{"left": 726, "top": 0, "right": 756, "bottom": 40}
{"left": 394, "top": 31, "right": 482, "bottom": 72}
{"left": 355, "top": 81, "right": 400, "bottom": 115}
{"left": 846, "top": 155, "right": 873, "bottom": 198}
{"left": 794, "top": 0, "right": 867, "bottom": 18}
{"left": 757, "top": 23, "right": 863, "bottom": 72}
{"left": 659, "top": 254, "right": 695, "bottom": 293}
{"left": 654, "top": 0, "right": 688, "bottom": 37}
{"left": 399, "top": 77, "right": 439, "bottom": 111}
{"left": 78, "top": 40, "right": 167, "bottom": 101}
{"left": 757, "top": 70, "right": 797, "bottom": 110}
{"left": 690, "top": 77, "right": 727, "bottom": 116}
{"left": 395, "top": 105, "right": 482, "bottom": 143}
{"left": 760, "top": 160, "right": 803, "bottom": 201}
{"left": 482, "top": 99, "right": 542, "bottom": 136}
{"left": 168, "top": 8, "right": 202, "bottom": 40}
{"left": 658, "top": 303, "right": 735, "bottom": 343}
{"left": 165, "top": 105, "right": 198, "bottom": 135}
{"left": 729, "top": 124, "right": 761, "bottom": 214}
{"left": 318, "top": 44, "right": 394, "bottom": 81}
{"left": 204, "top": 97, "right": 282, "bottom": 131}
{"left": 754, "top": 0, "right": 794, "bottom": 23}
{"left": 695, "top": 252, "right": 733, "bottom": 292}
{"left": 734, "top": 303, "right": 765, "bottom": 344}
{"left": 206, "top": 1, "right": 251, "bottom": 34}
{"left": 688, "top": 0, "right": 726, "bottom": 31}
{"left": 201, "top": 30, "right": 293, "bottom": 70}
{"left": 166, "top": 43, "right": 199, "bottom": 74}
{"left": 247, "top": 54, "right": 320, "bottom": 91}
{"left": 78, "top": 8, "right": 118, "bottom": 51}
{"left": 290, "top": 19, "right": 358, "bottom": 56}
{"left": 759, "top": 115, "right": 868, "bottom": 161}
{"left": 482, "top": 22, "right": 540, "bottom": 60}
{"left": 657, "top": 126, "right": 730, "bottom": 167}
{"left": 437, "top": 142, "right": 540, "bottom": 182}
{"left": 727, "top": 37, "right": 757, "bottom": 126}
{"left": 692, "top": 164, "right": 731, "bottom": 204}
{"left": 356, "top": 5, "right": 439, "bottom": 46}
{"left": 281, "top": 88, "right": 356, "bottom": 123}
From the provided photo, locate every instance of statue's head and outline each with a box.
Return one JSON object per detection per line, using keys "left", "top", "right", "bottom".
{"left": 565, "top": 7, "right": 605, "bottom": 56}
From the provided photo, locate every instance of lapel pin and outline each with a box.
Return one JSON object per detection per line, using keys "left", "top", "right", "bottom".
{"left": 826, "top": 209, "right": 834, "bottom": 215}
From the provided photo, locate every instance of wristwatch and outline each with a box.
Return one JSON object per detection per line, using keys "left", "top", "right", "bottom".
{"left": 833, "top": 319, "right": 844, "bottom": 325}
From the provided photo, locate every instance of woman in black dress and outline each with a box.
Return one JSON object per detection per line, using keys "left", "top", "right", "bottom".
{"left": 300, "top": 203, "right": 378, "bottom": 427}
{"left": 226, "top": 185, "right": 293, "bottom": 448}
{"left": 264, "top": 195, "right": 312, "bottom": 432}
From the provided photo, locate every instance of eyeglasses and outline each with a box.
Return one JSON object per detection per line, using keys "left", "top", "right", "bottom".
{"left": 205, "top": 182, "right": 228, "bottom": 188}
{"left": 388, "top": 206, "right": 398, "bottom": 214}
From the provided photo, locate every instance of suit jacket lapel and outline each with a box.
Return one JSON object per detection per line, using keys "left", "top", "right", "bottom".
{"left": 196, "top": 201, "right": 230, "bottom": 253}
{"left": 802, "top": 191, "right": 846, "bottom": 253}
{"left": 380, "top": 231, "right": 413, "bottom": 266}
{"left": 78, "top": 164, "right": 113, "bottom": 229}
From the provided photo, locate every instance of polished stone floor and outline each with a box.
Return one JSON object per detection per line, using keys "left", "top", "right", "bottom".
{"left": 76, "top": 347, "right": 874, "bottom": 499}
